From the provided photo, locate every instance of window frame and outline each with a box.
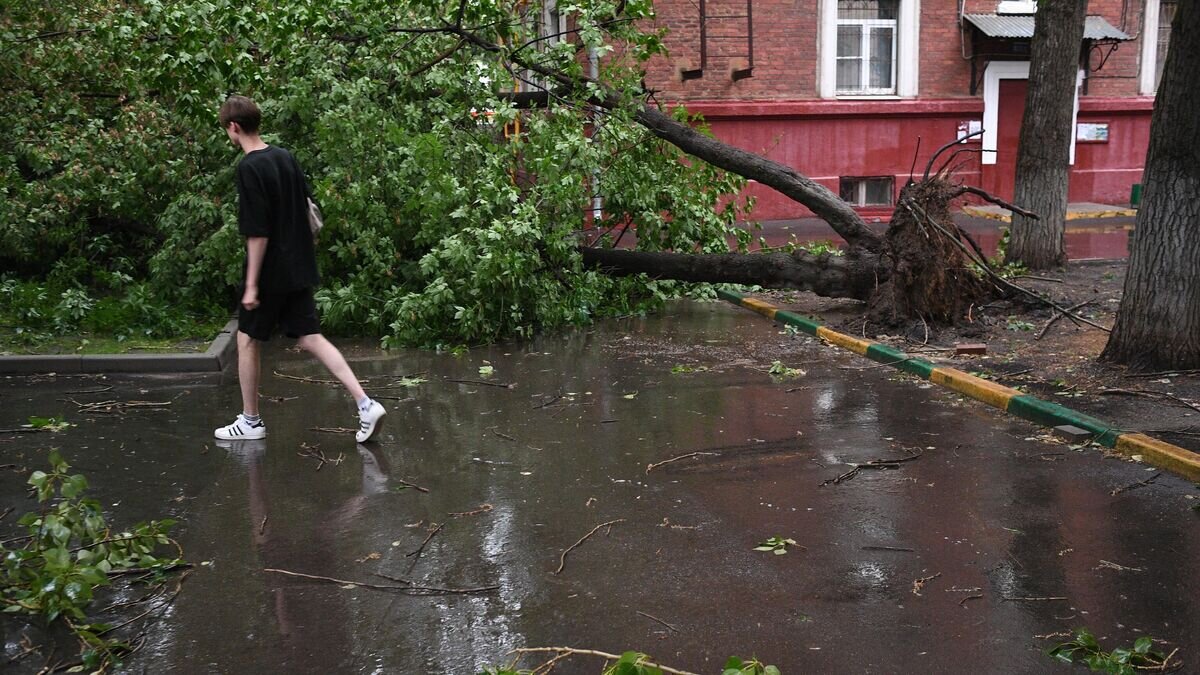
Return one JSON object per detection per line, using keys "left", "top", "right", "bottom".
{"left": 839, "top": 176, "right": 895, "bottom": 207}
{"left": 1140, "top": 0, "right": 1175, "bottom": 94}
{"left": 835, "top": 18, "right": 898, "bottom": 95}
{"left": 820, "top": 0, "right": 919, "bottom": 98}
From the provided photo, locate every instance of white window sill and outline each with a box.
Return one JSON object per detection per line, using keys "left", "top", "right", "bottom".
{"left": 833, "top": 94, "right": 903, "bottom": 100}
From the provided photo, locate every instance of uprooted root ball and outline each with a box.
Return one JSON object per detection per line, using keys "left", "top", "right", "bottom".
{"left": 868, "top": 178, "right": 994, "bottom": 327}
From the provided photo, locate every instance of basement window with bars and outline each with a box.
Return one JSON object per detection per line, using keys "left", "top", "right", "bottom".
{"left": 839, "top": 176, "right": 894, "bottom": 206}
{"left": 836, "top": 0, "right": 898, "bottom": 95}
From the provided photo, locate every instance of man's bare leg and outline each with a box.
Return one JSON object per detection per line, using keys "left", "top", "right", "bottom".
{"left": 296, "top": 333, "right": 366, "bottom": 401}
{"left": 238, "top": 330, "right": 262, "bottom": 416}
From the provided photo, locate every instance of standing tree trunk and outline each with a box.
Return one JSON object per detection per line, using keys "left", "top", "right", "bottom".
{"left": 1101, "top": 0, "right": 1200, "bottom": 370}
{"left": 1005, "top": 0, "right": 1088, "bottom": 269}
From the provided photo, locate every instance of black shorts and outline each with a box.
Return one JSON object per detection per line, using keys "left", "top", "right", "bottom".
{"left": 238, "top": 287, "right": 322, "bottom": 341}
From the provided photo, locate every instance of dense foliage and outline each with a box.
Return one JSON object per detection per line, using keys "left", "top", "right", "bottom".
{"left": 1, "top": 0, "right": 750, "bottom": 348}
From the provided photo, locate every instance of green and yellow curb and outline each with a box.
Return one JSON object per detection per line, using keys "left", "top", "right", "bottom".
{"left": 961, "top": 205, "right": 1137, "bottom": 223}
{"left": 718, "top": 289, "right": 1200, "bottom": 482}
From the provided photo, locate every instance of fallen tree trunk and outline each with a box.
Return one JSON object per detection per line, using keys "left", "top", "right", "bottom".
{"left": 581, "top": 177, "right": 995, "bottom": 327}
{"left": 580, "top": 247, "right": 884, "bottom": 299}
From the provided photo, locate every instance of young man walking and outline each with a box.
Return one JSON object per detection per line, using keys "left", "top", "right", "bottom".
{"left": 214, "top": 94, "right": 385, "bottom": 443}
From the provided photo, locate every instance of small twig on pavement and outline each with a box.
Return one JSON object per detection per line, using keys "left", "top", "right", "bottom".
{"left": 490, "top": 428, "right": 517, "bottom": 441}
{"left": 533, "top": 395, "right": 563, "bottom": 409}
{"left": 1036, "top": 301, "right": 1092, "bottom": 340}
{"left": 266, "top": 568, "right": 409, "bottom": 590}
{"left": 405, "top": 523, "right": 444, "bottom": 558}
{"left": 1111, "top": 473, "right": 1161, "bottom": 496}
{"left": 448, "top": 503, "right": 493, "bottom": 518}
{"left": 1002, "top": 596, "right": 1069, "bottom": 602}
{"left": 646, "top": 452, "right": 718, "bottom": 474}
{"left": 446, "top": 378, "right": 515, "bottom": 389}
{"left": 297, "top": 443, "right": 343, "bottom": 471}
{"left": 1095, "top": 559, "right": 1144, "bottom": 572}
{"left": 62, "top": 385, "right": 114, "bottom": 395}
{"left": 1124, "top": 368, "right": 1200, "bottom": 378}
{"left": 274, "top": 370, "right": 368, "bottom": 385}
{"left": 911, "top": 572, "right": 942, "bottom": 596}
{"left": 822, "top": 451, "right": 923, "bottom": 486}
{"left": 509, "top": 648, "right": 697, "bottom": 675}
{"left": 372, "top": 572, "right": 498, "bottom": 594}
{"left": 310, "top": 426, "right": 358, "bottom": 434}
{"left": 636, "top": 610, "right": 680, "bottom": 633}
{"left": 959, "top": 594, "right": 984, "bottom": 607}
{"left": 1012, "top": 275, "right": 1063, "bottom": 283}
{"left": 395, "top": 477, "right": 430, "bottom": 493}
{"left": 1099, "top": 389, "right": 1200, "bottom": 414}
{"left": 862, "top": 545, "right": 915, "bottom": 552}
{"left": 554, "top": 519, "right": 624, "bottom": 575}
{"left": 259, "top": 516, "right": 267, "bottom": 535}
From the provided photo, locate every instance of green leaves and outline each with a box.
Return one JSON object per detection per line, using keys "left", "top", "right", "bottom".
{"left": 768, "top": 362, "right": 805, "bottom": 378}
{"left": 5, "top": 0, "right": 753, "bottom": 349}
{"left": 754, "top": 537, "right": 799, "bottom": 555}
{"left": 1047, "top": 628, "right": 1173, "bottom": 674}
{"left": 723, "top": 656, "right": 782, "bottom": 675}
{"left": 3, "top": 454, "right": 185, "bottom": 672}
{"left": 604, "top": 651, "right": 664, "bottom": 675}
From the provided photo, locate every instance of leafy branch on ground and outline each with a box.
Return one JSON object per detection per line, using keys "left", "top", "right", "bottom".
{"left": 1, "top": 451, "right": 186, "bottom": 672}
{"left": 753, "top": 537, "right": 800, "bottom": 555}
{"left": 1047, "top": 628, "right": 1179, "bottom": 674}
{"left": 768, "top": 361, "right": 806, "bottom": 378}
{"left": 480, "top": 648, "right": 781, "bottom": 675}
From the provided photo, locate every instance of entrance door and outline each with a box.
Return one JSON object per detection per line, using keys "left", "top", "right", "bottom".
{"left": 987, "top": 78, "right": 1028, "bottom": 202}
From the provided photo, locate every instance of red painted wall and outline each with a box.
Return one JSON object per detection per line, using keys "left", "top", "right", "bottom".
{"left": 641, "top": 0, "right": 1155, "bottom": 220}
{"left": 1071, "top": 98, "right": 1153, "bottom": 204}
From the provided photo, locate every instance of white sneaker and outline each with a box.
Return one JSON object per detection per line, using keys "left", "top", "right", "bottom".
{"left": 215, "top": 414, "right": 266, "bottom": 440}
{"left": 356, "top": 401, "right": 386, "bottom": 443}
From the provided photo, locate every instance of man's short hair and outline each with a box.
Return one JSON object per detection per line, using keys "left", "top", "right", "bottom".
{"left": 219, "top": 95, "right": 261, "bottom": 133}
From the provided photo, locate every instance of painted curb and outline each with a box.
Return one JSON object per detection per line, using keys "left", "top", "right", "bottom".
{"left": 0, "top": 320, "right": 237, "bottom": 375}
{"left": 718, "top": 289, "right": 1200, "bottom": 483}
{"left": 961, "top": 205, "right": 1137, "bottom": 223}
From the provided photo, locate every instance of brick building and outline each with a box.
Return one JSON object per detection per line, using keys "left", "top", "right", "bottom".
{"left": 639, "top": 0, "right": 1176, "bottom": 220}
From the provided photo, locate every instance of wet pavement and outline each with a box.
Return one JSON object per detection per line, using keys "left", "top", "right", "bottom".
{"left": 2, "top": 300, "right": 1197, "bottom": 674}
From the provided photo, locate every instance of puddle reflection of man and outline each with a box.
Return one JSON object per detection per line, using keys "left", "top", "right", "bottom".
{"left": 216, "top": 440, "right": 390, "bottom": 660}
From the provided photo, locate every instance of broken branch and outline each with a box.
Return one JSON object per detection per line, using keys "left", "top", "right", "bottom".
{"left": 405, "top": 523, "right": 444, "bottom": 558}
{"left": 645, "top": 451, "right": 718, "bottom": 474}
{"left": 509, "top": 648, "right": 698, "bottom": 675}
{"left": 554, "top": 519, "right": 624, "bottom": 575}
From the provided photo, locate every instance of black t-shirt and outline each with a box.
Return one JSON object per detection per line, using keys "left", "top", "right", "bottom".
{"left": 236, "top": 146, "right": 320, "bottom": 293}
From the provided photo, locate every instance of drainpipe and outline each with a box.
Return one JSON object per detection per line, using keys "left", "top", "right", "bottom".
{"left": 590, "top": 47, "right": 603, "bottom": 223}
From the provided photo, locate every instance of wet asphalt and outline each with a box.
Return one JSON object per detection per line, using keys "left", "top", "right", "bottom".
{"left": 1, "top": 300, "right": 1196, "bottom": 674}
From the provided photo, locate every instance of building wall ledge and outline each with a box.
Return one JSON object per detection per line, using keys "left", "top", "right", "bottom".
{"left": 672, "top": 96, "right": 1155, "bottom": 120}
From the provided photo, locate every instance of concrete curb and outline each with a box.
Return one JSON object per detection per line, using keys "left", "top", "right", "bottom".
{"left": 0, "top": 320, "right": 238, "bottom": 375}
{"left": 719, "top": 289, "right": 1200, "bottom": 482}
{"left": 961, "top": 205, "right": 1137, "bottom": 223}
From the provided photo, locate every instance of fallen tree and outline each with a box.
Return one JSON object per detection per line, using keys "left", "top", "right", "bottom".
{"left": 443, "top": 19, "right": 1028, "bottom": 328}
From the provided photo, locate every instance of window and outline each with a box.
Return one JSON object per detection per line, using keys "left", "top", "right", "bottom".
{"left": 840, "top": 177, "right": 894, "bottom": 206}
{"left": 1155, "top": 0, "right": 1177, "bottom": 89}
{"left": 514, "top": 1, "right": 566, "bottom": 92}
{"left": 1141, "top": 0, "right": 1176, "bottom": 93}
{"left": 836, "top": 0, "right": 898, "bottom": 94}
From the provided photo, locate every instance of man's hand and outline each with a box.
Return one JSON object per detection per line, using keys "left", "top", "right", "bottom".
{"left": 242, "top": 285, "right": 260, "bottom": 310}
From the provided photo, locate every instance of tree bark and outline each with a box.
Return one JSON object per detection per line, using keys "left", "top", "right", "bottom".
{"left": 1101, "top": 0, "right": 1200, "bottom": 370}
{"left": 1005, "top": 0, "right": 1088, "bottom": 270}
{"left": 629, "top": 105, "right": 883, "bottom": 253}
{"left": 580, "top": 247, "right": 884, "bottom": 299}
